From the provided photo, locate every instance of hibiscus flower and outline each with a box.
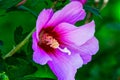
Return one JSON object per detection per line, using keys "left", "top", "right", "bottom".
{"left": 32, "top": 1, "right": 99, "bottom": 80}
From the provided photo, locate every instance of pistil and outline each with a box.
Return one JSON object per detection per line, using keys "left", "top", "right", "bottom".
{"left": 40, "top": 33, "right": 71, "bottom": 55}
{"left": 41, "top": 33, "right": 59, "bottom": 49}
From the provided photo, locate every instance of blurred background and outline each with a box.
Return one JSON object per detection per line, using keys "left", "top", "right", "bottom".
{"left": 0, "top": 0, "right": 120, "bottom": 80}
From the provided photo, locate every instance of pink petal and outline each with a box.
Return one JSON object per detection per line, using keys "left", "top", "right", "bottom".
{"left": 46, "top": 1, "right": 86, "bottom": 27}
{"left": 70, "top": 0, "right": 87, "bottom": 5}
{"left": 79, "top": 37, "right": 99, "bottom": 64}
{"left": 80, "top": 37, "right": 99, "bottom": 55}
{"left": 32, "top": 32, "right": 38, "bottom": 51}
{"left": 32, "top": 32, "right": 52, "bottom": 65}
{"left": 36, "top": 9, "right": 53, "bottom": 40}
{"left": 53, "top": 21, "right": 95, "bottom": 46}
{"left": 80, "top": 54, "right": 92, "bottom": 64}
{"left": 33, "top": 49, "right": 52, "bottom": 65}
{"left": 48, "top": 50, "right": 83, "bottom": 80}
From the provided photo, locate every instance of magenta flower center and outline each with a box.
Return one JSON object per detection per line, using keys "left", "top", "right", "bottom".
{"left": 41, "top": 33, "right": 59, "bottom": 49}
{"left": 38, "top": 29, "right": 71, "bottom": 55}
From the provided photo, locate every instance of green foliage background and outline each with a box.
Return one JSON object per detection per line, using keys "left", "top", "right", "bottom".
{"left": 0, "top": 0, "right": 120, "bottom": 80}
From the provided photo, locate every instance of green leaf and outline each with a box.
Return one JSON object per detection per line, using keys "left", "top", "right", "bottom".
{"left": 0, "top": 57, "right": 7, "bottom": 73}
{"left": 14, "top": 26, "right": 24, "bottom": 44}
{"left": 14, "top": 26, "right": 29, "bottom": 45}
{"left": 0, "top": 9, "right": 6, "bottom": 16}
{"left": 5, "top": 57, "right": 36, "bottom": 80}
{"left": 24, "top": 64, "right": 56, "bottom": 79}
{"left": 84, "top": 5, "right": 102, "bottom": 18}
{"left": 0, "top": 72, "right": 9, "bottom": 80}
{"left": 18, "top": 5, "right": 37, "bottom": 17}
{"left": 0, "top": 40, "right": 3, "bottom": 50}
{"left": 17, "top": 77, "right": 55, "bottom": 80}
{"left": 0, "top": 10, "right": 35, "bottom": 54}
{"left": 24, "top": 0, "right": 51, "bottom": 14}
{"left": 0, "top": 0, "right": 21, "bottom": 9}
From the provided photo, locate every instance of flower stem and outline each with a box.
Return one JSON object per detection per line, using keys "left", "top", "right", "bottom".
{"left": 2, "top": 28, "right": 35, "bottom": 59}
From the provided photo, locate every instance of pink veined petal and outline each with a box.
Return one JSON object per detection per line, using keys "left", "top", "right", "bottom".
{"left": 80, "top": 54, "right": 92, "bottom": 64}
{"left": 32, "top": 32, "right": 52, "bottom": 65}
{"left": 70, "top": 0, "right": 87, "bottom": 5}
{"left": 48, "top": 50, "right": 83, "bottom": 80}
{"left": 33, "top": 49, "right": 52, "bottom": 65}
{"left": 53, "top": 21, "right": 95, "bottom": 46}
{"left": 46, "top": 1, "right": 86, "bottom": 27}
{"left": 80, "top": 37, "right": 99, "bottom": 55}
{"left": 68, "top": 37, "right": 98, "bottom": 64}
{"left": 36, "top": 9, "right": 53, "bottom": 40}
{"left": 32, "top": 32, "right": 38, "bottom": 51}
{"left": 79, "top": 37, "right": 99, "bottom": 64}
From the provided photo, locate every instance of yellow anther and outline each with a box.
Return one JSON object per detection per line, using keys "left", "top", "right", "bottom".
{"left": 41, "top": 33, "right": 59, "bottom": 48}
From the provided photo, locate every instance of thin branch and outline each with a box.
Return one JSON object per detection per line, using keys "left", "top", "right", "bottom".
{"left": 2, "top": 28, "right": 35, "bottom": 59}
{"left": 85, "top": 12, "right": 92, "bottom": 23}
{"left": 16, "top": 0, "right": 27, "bottom": 6}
